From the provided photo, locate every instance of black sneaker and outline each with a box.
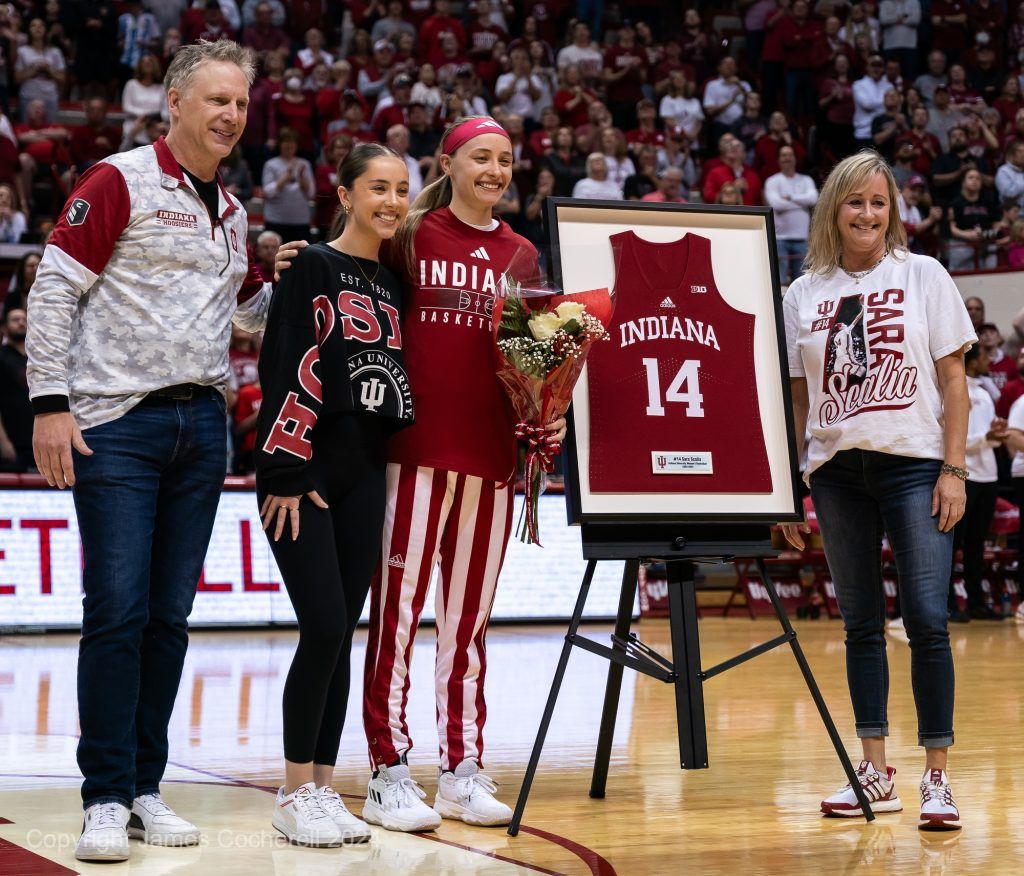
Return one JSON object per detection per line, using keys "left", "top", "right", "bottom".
{"left": 948, "top": 610, "right": 971, "bottom": 624}
{"left": 969, "top": 605, "right": 1005, "bottom": 621}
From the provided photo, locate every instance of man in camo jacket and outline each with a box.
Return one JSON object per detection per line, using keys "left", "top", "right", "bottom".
{"left": 25, "top": 40, "right": 271, "bottom": 864}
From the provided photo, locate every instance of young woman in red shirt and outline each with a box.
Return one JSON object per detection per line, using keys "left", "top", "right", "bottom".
{"left": 362, "top": 116, "right": 565, "bottom": 831}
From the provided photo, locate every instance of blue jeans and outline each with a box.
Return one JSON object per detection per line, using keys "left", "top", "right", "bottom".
{"left": 72, "top": 391, "right": 227, "bottom": 808}
{"left": 776, "top": 238, "right": 807, "bottom": 285}
{"left": 785, "top": 68, "right": 817, "bottom": 119}
{"left": 809, "top": 450, "right": 954, "bottom": 748}
{"left": 576, "top": 0, "right": 604, "bottom": 38}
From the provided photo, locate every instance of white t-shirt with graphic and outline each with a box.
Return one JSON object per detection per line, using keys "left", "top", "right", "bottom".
{"left": 784, "top": 250, "right": 976, "bottom": 481}
{"left": 965, "top": 376, "right": 999, "bottom": 483}
{"left": 1007, "top": 395, "right": 1024, "bottom": 478}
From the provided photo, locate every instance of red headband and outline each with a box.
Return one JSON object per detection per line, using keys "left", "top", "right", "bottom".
{"left": 442, "top": 118, "right": 511, "bottom": 155}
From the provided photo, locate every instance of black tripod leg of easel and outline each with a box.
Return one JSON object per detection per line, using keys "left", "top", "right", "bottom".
{"left": 508, "top": 559, "right": 598, "bottom": 837}
{"left": 668, "top": 561, "right": 708, "bottom": 769}
{"left": 589, "top": 558, "right": 640, "bottom": 799}
{"left": 755, "top": 558, "right": 875, "bottom": 822}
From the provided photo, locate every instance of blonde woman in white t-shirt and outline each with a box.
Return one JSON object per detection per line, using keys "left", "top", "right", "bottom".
{"left": 598, "top": 127, "right": 634, "bottom": 192}
{"left": 781, "top": 150, "right": 975, "bottom": 832}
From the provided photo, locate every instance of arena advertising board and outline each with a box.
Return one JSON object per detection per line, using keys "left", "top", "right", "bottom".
{"left": 0, "top": 490, "right": 630, "bottom": 630}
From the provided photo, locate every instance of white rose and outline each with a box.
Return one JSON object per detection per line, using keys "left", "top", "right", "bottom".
{"left": 528, "top": 311, "right": 563, "bottom": 340}
{"left": 554, "top": 301, "right": 586, "bottom": 323}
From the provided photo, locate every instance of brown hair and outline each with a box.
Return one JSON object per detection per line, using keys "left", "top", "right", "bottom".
{"left": 326, "top": 142, "right": 402, "bottom": 240}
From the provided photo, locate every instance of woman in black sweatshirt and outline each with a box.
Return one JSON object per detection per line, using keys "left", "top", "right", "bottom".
{"left": 255, "top": 143, "right": 413, "bottom": 847}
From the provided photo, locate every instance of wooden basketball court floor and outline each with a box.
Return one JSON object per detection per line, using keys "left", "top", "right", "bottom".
{"left": 2, "top": 617, "right": 1023, "bottom": 875}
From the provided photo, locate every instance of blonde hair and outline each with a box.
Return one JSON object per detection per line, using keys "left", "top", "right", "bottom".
{"left": 0, "top": 182, "right": 21, "bottom": 211}
{"left": 393, "top": 115, "right": 499, "bottom": 278}
{"left": 804, "top": 150, "right": 907, "bottom": 276}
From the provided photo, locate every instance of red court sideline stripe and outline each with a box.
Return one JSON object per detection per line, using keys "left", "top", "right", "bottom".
{"left": 519, "top": 825, "right": 618, "bottom": 876}
{"left": 0, "top": 835, "right": 79, "bottom": 875}
{"left": 415, "top": 831, "right": 565, "bottom": 876}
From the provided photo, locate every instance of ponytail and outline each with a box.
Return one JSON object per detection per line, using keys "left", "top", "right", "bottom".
{"left": 326, "top": 205, "right": 346, "bottom": 242}
{"left": 393, "top": 174, "right": 453, "bottom": 278}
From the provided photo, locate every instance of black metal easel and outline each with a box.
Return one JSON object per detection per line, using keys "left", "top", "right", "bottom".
{"left": 507, "top": 525, "right": 874, "bottom": 835}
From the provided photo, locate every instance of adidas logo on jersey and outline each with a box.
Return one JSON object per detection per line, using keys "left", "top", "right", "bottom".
{"left": 470, "top": 246, "right": 491, "bottom": 261}
{"left": 660, "top": 296, "right": 676, "bottom": 309}
{"left": 387, "top": 554, "right": 406, "bottom": 569}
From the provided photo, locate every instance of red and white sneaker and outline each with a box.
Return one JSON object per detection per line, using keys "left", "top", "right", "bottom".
{"left": 918, "top": 769, "right": 961, "bottom": 831}
{"left": 821, "top": 760, "right": 903, "bottom": 817}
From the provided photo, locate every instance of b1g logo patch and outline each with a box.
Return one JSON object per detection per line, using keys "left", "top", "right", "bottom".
{"left": 66, "top": 198, "right": 90, "bottom": 226}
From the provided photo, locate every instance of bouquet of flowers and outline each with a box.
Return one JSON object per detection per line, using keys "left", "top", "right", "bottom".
{"left": 493, "top": 274, "right": 614, "bottom": 545}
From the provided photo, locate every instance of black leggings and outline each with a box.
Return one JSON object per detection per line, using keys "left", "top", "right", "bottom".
{"left": 950, "top": 480, "right": 998, "bottom": 611}
{"left": 259, "top": 414, "right": 386, "bottom": 765}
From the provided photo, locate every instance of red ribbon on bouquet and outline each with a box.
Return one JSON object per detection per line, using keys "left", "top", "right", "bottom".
{"left": 514, "top": 421, "right": 561, "bottom": 545}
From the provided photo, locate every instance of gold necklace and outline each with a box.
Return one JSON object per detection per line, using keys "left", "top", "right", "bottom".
{"left": 344, "top": 250, "right": 380, "bottom": 287}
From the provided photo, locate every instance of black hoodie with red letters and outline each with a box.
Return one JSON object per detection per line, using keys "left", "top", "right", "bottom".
{"left": 254, "top": 242, "right": 414, "bottom": 496}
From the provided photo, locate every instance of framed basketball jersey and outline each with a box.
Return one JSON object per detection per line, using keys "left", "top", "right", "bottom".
{"left": 587, "top": 230, "right": 773, "bottom": 494}
{"left": 545, "top": 199, "right": 802, "bottom": 525}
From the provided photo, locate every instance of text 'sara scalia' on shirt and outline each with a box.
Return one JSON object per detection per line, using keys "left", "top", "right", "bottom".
{"left": 586, "top": 230, "right": 773, "bottom": 493}
{"left": 783, "top": 250, "right": 977, "bottom": 483}
{"left": 254, "top": 242, "right": 414, "bottom": 496}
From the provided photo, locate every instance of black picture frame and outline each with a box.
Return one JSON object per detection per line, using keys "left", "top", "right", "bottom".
{"left": 545, "top": 198, "right": 803, "bottom": 527}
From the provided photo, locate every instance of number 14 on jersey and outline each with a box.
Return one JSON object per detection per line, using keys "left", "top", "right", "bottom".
{"left": 643, "top": 358, "right": 705, "bottom": 418}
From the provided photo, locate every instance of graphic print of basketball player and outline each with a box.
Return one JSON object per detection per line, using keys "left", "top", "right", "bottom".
{"left": 824, "top": 294, "right": 867, "bottom": 385}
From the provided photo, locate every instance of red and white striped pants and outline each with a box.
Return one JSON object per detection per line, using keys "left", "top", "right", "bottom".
{"left": 363, "top": 463, "right": 514, "bottom": 771}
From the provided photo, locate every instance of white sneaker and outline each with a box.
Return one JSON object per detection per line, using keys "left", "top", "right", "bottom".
{"left": 316, "top": 785, "right": 372, "bottom": 843}
{"left": 272, "top": 782, "right": 345, "bottom": 847}
{"left": 919, "top": 768, "right": 961, "bottom": 831}
{"left": 128, "top": 792, "right": 201, "bottom": 846}
{"left": 821, "top": 760, "right": 903, "bottom": 817}
{"left": 362, "top": 763, "right": 442, "bottom": 832}
{"left": 433, "top": 760, "right": 513, "bottom": 827}
{"left": 75, "top": 802, "right": 130, "bottom": 862}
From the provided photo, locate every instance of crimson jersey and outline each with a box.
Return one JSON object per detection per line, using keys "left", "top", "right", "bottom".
{"left": 988, "top": 352, "right": 1017, "bottom": 392}
{"left": 387, "top": 207, "right": 539, "bottom": 483}
{"left": 587, "top": 231, "right": 772, "bottom": 493}
{"left": 234, "top": 382, "right": 262, "bottom": 453}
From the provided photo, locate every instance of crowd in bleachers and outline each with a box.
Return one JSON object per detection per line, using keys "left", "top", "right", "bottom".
{"left": 0, "top": 3, "right": 1022, "bottom": 272}
{"left": 1, "top": 1, "right": 1024, "bottom": 494}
